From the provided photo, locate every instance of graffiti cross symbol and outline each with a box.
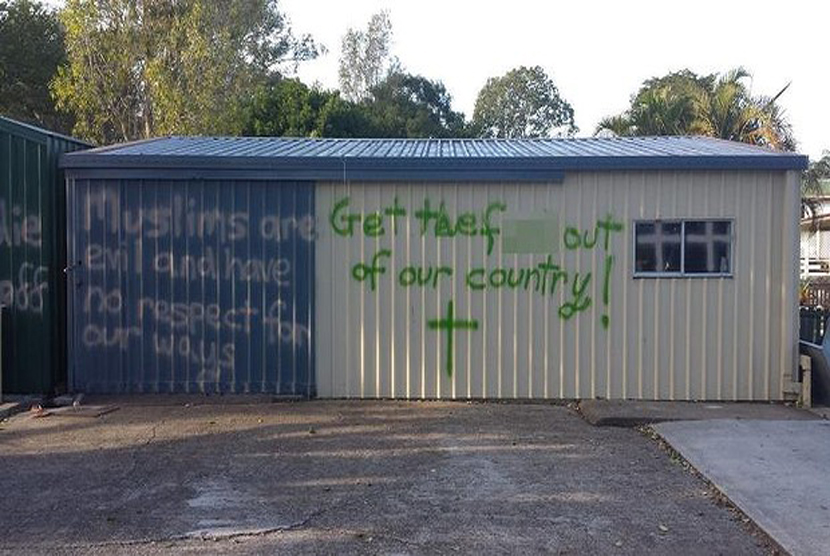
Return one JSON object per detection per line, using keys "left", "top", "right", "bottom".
{"left": 428, "top": 299, "right": 479, "bottom": 378}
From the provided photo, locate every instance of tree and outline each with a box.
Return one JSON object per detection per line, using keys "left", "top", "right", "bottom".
{"left": 241, "top": 77, "right": 374, "bottom": 138}
{"left": 689, "top": 69, "right": 795, "bottom": 151}
{"left": 364, "top": 72, "right": 467, "bottom": 138}
{"left": 338, "top": 10, "right": 394, "bottom": 103}
{"left": 596, "top": 70, "right": 710, "bottom": 137}
{"left": 52, "top": 0, "right": 319, "bottom": 143}
{"left": 242, "top": 72, "right": 467, "bottom": 139}
{"left": 471, "top": 66, "right": 576, "bottom": 138}
{"left": 0, "top": 0, "right": 72, "bottom": 133}
{"left": 316, "top": 95, "right": 377, "bottom": 138}
{"left": 243, "top": 78, "right": 330, "bottom": 137}
{"left": 803, "top": 152, "right": 830, "bottom": 219}
{"left": 596, "top": 68, "right": 796, "bottom": 150}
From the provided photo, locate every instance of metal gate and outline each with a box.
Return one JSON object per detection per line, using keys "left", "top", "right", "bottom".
{"left": 67, "top": 178, "right": 314, "bottom": 395}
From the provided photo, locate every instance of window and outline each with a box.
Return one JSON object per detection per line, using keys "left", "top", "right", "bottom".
{"left": 684, "top": 220, "right": 732, "bottom": 274}
{"left": 634, "top": 221, "right": 682, "bottom": 273}
{"left": 634, "top": 219, "right": 732, "bottom": 276}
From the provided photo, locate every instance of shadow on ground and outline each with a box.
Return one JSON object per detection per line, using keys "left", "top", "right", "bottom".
{"left": 0, "top": 401, "right": 772, "bottom": 555}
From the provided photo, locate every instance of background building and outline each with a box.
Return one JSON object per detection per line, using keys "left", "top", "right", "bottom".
{"left": 0, "top": 116, "right": 90, "bottom": 395}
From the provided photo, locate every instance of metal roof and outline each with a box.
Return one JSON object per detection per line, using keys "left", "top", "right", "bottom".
{"left": 61, "top": 135, "right": 808, "bottom": 181}
{"left": 0, "top": 115, "right": 94, "bottom": 147}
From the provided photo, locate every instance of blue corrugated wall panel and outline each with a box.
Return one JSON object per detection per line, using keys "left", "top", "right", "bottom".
{"left": 67, "top": 178, "right": 314, "bottom": 395}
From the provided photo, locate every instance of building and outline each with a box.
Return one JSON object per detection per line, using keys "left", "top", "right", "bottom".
{"left": 800, "top": 177, "right": 830, "bottom": 278}
{"left": 801, "top": 218, "right": 830, "bottom": 277}
{"left": 0, "top": 116, "right": 90, "bottom": 395}
{"left": 60, "top": 136, "right": 807, "bottom": 400}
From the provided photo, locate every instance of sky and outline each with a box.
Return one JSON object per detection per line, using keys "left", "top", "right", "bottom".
{"left": 280, "top": 0, "right": 829, "bottom": 160}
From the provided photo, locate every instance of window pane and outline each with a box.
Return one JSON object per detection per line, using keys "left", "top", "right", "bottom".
{"left": 635, "top": 223, "right": 656, "bottom": 272}
{"left": 713, "top": 240, "right": 731, "bottom": 273}
{"left": 660, "top": 222, "right": 682, "bottom": 272}
{"left": 684, "top": 241, "right": 709, "bottom": 272}
{"left": 635, "top": 221, "right": 681, "bottom": 273}
{"left": 712, "top": 221, "right": 730, "bottom": 235}
{"left": 685, "top": 221, "right": 706, "bottom": 236}
{"left": 684, "top": 220, "right": 731, "bottom": 274}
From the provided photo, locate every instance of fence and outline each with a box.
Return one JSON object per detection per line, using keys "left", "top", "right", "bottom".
{"left": 801, "top": 257, "right": 830, "bottom": 277}
{"left": 802, "top": 277, "right": 830, "bottom": 307}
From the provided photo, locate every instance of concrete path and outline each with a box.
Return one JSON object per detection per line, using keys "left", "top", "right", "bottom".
{"left": 0, "top": 401, "right": 771, "bottom": 555}
{"left": 656, "top": 419, "right": 830, "bottom": 556}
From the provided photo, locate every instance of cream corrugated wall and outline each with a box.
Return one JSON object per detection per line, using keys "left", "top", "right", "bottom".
{"left": 315, "top": 170, "right": 799, "bottom": 400}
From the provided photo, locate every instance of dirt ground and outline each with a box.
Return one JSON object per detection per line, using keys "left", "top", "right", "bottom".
{"left": 0, "top": 400, "right": 772, "bottom": 555}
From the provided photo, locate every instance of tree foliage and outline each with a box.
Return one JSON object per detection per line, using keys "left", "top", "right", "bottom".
{"left": 364, "top": 72, "right": 467, "bottom": 138}
{"left": 243, "top": 71, "right": 467, "bottom": 139}
{"left": 338, "top": 10, "right": 394, "bottom": 103}
{"left": 805, "top": 154, "right": 830, "bottom": 191}
{"left": 803, "top": 152, "right": 830, "bottom": 218}
{"left": 241, "top": 77, "right": 374, "bottom": 138}
{"left": 52, "top": 0, "right": 319, "bottom": 143}
{"left": 597, "top": 70, "right": 709, "bottom": 137}
{"left": 596, "top": 68, "right": 796, "bottom": 150}
{"left": 471, "top": 66, "right": 576, "bottom": 138}
{"left": 0, "top": 0, "right": 72, "bottom": 132}
{"left": 244, "top": 78, "right": 332, "bottom": 137}
{"left": 689, "top": 69, "right": 795, "bottom": 150}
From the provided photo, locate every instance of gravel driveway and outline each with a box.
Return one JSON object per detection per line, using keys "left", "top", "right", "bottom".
{"left": 0, "top": 400, "right": 772, "bottom": 555}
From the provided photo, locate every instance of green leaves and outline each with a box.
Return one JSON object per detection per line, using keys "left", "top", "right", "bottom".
{"left": 242, "top": 78, "right": 360, "bottom": 138}
{"left": 803, "top": 153, "right": 830, "bottom": 218}
{"left": 471, "top": 66, "right": 577, "bottom": 139}
{"left": 242, "top": 72, "right": 468, "bottom": 139}
{"left": 596, "top": 68, "right": 795, "bottom": 151}
{"left": 0, "top": 0, "right": 72, "bottom": 133}
{"left": 52, "top": 0, "right": 320, "bottom": 143}
{"left": 365, "top": 72, "right": 467, "bottom": 138}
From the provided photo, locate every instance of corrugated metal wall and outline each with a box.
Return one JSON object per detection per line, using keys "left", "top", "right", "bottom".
{"left": 66, "top": 178, "right": 315, "bottom": 394}
{"left": 0, "top": 118, "right": 89, "bottom": 394}
{"left": 315, "top": 170, "right": 799, "bottom": 400}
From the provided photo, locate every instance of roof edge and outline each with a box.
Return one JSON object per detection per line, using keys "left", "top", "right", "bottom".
{"left": 0, "top": 115, "right": 94, "bottom": 147}
{"left": 60, "top": 152, "right": 809, "bottom": 176}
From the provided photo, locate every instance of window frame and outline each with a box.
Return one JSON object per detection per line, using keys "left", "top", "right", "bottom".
{"left": 632, "top": 218, "right": 734, "bottom": 279}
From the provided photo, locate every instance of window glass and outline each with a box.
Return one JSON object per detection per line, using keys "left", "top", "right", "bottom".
{"left": 635, "top": 221, "right": 681, "bottom": 273}
{"left": 634, "top": 219, "right": 732, "bottom": 276}
{"left": 684, "top": 220, "right": 731, "bottom": 274}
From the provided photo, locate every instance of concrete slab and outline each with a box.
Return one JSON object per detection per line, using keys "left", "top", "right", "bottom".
{"left": 51, "top": 405, "right": 119, "bottom": 418}
{"left": 0, "top": 402, "right": 24, "bottom": 421}
{"left": 655, "top": 419, "right": 830, "bottom": 556}
{"left": 0, "top": 401, "right": 773, "bottom": 554}
{"left": 580, "top": 400, "right": 817, "bottom": 427}
{"left": 51, "top": 394, "right": 79, "bottom": 407}
{"left": 0, "top": 395, "right": 41, "bottom": 420}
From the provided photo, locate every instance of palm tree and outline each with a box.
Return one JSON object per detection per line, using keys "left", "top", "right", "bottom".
{"left": 596, "top": 68, "right": 795, "bottom": 151}
{"left": 596, "top": 71, "right": 699, "bottom": 137}
{"left": 689, "top": 68, "right": 795, "bottom": 150}
{"left": 595, "top": 115, "right": 634, "bottom": 137}
{"left": 634, "top": 87, "right": 696, "bottom": 136}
